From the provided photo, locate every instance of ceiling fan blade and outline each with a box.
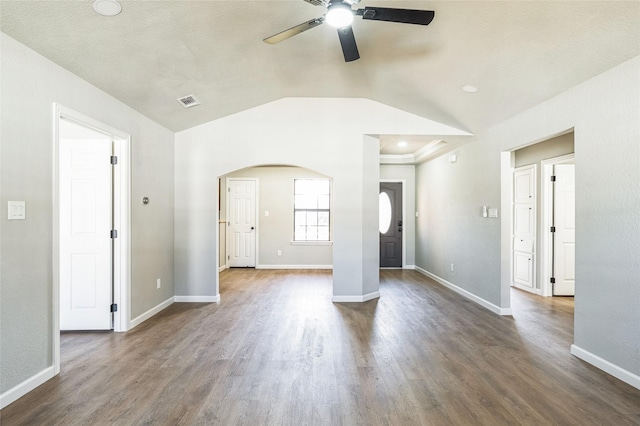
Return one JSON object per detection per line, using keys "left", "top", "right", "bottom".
{"left": 263, "top": 17, "right": 324, "bottom": 44}
{"left": 337, "top": 26, "right": 360, "bottom": 62}
{"left": 357, "top": 7, "right": 435, "bottom": 26}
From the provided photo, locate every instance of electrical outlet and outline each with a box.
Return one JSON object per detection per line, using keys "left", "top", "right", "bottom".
{"left": 450, "top": 263, "right": 454, "bottom": 273}
{"left": 277, "top": 250, "right": 282, "bottom": 256}
{"left": 156, "top": 278, "right": 161, "bottom": 289}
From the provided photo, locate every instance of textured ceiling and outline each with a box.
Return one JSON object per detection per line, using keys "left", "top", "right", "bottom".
{"left": 2, "top": 1, "right": 640, "bottom": 157}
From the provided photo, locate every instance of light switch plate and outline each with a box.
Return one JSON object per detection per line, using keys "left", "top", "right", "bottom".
{"left": 488, "top": 208, "right": 499, "bottom": 218}
{"left": 8, "top": 201, "right": 26, "bottom": 220}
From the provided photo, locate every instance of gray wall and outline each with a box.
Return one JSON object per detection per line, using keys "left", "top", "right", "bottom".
{"left": 415, "top": 55, "right": 640, "bottom": 378}
{"left": 0, "top": 33, "right": 175, "bottom": 393}
{"left": 514, "top": 132, "right": 575, "bottom": 291}
{"left": 416, "top": 137, "right": 502, "bottom": 305}
{"left": 514, "top": 132, "right": 574, "bottom": 168}
{"left": 174, "top": 98, "right": 450, "bottom": 301}
{"left": 380, "top": 164, "right": 416, "bottom": 267}
{"left": 221, "top": 166, "right": 333, "bottom": 267}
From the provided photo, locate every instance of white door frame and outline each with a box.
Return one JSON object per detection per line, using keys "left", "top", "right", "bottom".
{"left": 52, "top": 104, "right": 131, "bottom": 374}
{"left": 380, "top": 179, "right": 406, "bottom": 268}
{"left": 540, "top": 153, "right": 575, "bottom": 297}
{"left": 225, "top": 177, "right": 259, "bottom": 269}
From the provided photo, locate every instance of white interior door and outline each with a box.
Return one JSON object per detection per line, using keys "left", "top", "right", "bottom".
{"left": 60, "top": 134, "right": 113, "bottom": 330}
{"left": 553, "top": 164, "right": 576, "bottom": 296}
{"left": 227, "top": 179, "right": 257, "bottom": 267}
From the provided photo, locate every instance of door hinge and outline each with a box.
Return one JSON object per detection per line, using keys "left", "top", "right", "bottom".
{"left": 550, "top": 226, "right": 556, "bottom": 233}
{"left": 110, "top": 303, "right": 118, "bottom": 312}
{"left": 550, "top": 175, "right": 556, "bottom": 182}
{"left": 110, "top": 229, "right": 118, "bottom": 238}
{"left": 110, "top": 155, "right": 118, "bottom": 165}
{"left": 550, "top": 277, "right": 556, "bottom": 284}
{"left": 228, "top": 187, "right": 230, "bottom": 192}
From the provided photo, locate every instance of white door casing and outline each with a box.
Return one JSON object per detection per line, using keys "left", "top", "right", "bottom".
{"left": 54, "top": 104, "right": 131, "bottom": 377}
{"left": 59, "top": 137, "right": 113, "bottom": 330}
{"left": 227, "top": 179, "right": 257, "bottom": 267}
{"left": 553, "top": 164, "right": 576, "bottom": 296}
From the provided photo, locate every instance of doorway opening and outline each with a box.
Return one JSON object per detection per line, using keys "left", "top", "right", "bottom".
{"left": 216, "top": 165, "right": 334, "bottom": 298}
{"left": 379, "top": 181, "right": 404, "bottom": 268}
{"left": 53, "top": 104, "right": 130, "bottom": 374}
{"left": 508, "top": 131, "right": 575, "bottom": 298}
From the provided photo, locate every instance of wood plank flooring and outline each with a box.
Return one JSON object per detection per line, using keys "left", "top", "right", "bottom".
{"left": 2, "top": 269, "right": 639, "bottom": 425}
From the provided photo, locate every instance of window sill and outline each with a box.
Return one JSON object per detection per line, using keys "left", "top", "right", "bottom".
{"left": 290, "top": 240, "right": 333, "bottom": 246}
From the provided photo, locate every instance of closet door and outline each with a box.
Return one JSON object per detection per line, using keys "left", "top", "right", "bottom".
{"left": 512, "top": 165, "right": 536, "bottom": 292}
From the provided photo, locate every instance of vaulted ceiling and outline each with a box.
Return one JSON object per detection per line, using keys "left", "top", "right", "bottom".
{"left": 2, "top": 1, "right": 639, "bottom": 157}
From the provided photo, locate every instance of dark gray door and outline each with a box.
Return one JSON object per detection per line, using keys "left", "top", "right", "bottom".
{"left": 379, "top": 182, "right": 402, "bottom": 267}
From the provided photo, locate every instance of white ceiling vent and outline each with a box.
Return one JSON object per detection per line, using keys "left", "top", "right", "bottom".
{"left": 176, "top": 95, "right": 200, "bottom": 109}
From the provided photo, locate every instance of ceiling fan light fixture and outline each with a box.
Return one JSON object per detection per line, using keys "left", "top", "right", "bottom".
{"left": 326, "top": 1, "right": 354, "bottom": 28}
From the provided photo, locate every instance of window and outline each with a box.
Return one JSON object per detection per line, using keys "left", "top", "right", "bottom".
{"left": 294, "top": 179, "right": 331, "bottom": 241}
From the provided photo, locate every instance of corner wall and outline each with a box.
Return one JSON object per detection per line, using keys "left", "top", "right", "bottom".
{"left": 415, "top": 55, "right": 640, "bottom": 383}
{"left": 0, "top": 33, "right": 175, "bottom": 401}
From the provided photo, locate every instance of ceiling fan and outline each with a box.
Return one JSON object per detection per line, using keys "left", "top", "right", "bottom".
{"left": 263, "top": 0, "right": 435, "bottom": 62}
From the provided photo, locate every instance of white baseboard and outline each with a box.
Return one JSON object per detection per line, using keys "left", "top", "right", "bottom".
{"left": 571, "top": 345, "right": 640, "bottom": 390}
{"left": 415, "top": 266, "right": 512, "bottom": 316}
{"left": 174, "top": 295, "right": 220, "bottom": 303}
{"left": 218, "top": 265, "right": 226, "bottom": 272}
{"left": 512, "top": 282, "right": 541, "bottom": 295}
{"left": 256, "top": 264, "right": 333, "bottom": 270}
{"left": 129, "top": 296, "right": 175, "bottom": 330}
{"left": 332, "top": 291, "right": 380, "bottom": 303}
{"left": 0, "top": 365, "right": 55, "bottom": 409}
{"left": 405, "top": 264, "right": 416, "bottom": 270}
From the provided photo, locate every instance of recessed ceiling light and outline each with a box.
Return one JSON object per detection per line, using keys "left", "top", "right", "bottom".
{"left": 462, "top": 85, "right": 478, "bottom": 93}
{"left": 398, "top": 141, "right": 408, "bottom": 147}
{"left": 93, "top": 0, "right": 122, "bottom": 17}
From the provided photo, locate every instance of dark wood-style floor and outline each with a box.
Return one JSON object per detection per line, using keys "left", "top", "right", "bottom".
{"left": 2, "top": 269, "right": 639, "bottom": 425}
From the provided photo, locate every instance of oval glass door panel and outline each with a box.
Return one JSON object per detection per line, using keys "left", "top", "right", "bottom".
{"left": 379, "top": 192, "right": 392, "bottom": 234}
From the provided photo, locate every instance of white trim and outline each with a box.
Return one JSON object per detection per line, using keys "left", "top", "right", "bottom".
{"left": 380, "top": 178, "right": 407, "bottom": 268}
{"left": 290, "top": 240, "right": 333, "bottom": 246}
{"left": 332, "top": 291, "right": 380, "bottom": 303}
{"left": 415, "top": 267, "right": 512, "bottom": 316}
{"left": 500, "top": 151, "right": 514, "bottom": 311}
{"left": 52, "top": 104, "right": 132, "bottom": 377}
{"left": 174, "top": 295, "right": 221, "bottom": 303}
{"left": 540, "top": 154, "right": 575, "bottom": 297}
{"left": 512, "top": 282, "right": 541, "bottom": 295}
{"left": 405, "top": 264, "right": 416, "bottom": 270}
{"left": 218, "top": 265, "right": 226, "bottom": 272}
{"left": 256, "top": 264, "right": 333, "bottom": 270}
{"left": 0, "top": 366, "right": 55, "bottom": 409}
{"left": 129, "top": 297, "right": 175, "bottom": 330}
{"left": 571, "top": 345, "right": 640, "bottom": 390}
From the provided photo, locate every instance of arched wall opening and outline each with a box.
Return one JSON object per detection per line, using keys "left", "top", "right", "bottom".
{"left": 216, "top": 164, "right": 335, "bottom": 297}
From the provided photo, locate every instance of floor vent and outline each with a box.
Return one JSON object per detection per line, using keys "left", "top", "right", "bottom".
{"left": 176, "top": 95, "right": 201, "bottom": 109}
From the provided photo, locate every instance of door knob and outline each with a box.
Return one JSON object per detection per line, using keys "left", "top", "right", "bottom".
{"left": 251, "top": 226, "right": 255, "bottom": 230}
